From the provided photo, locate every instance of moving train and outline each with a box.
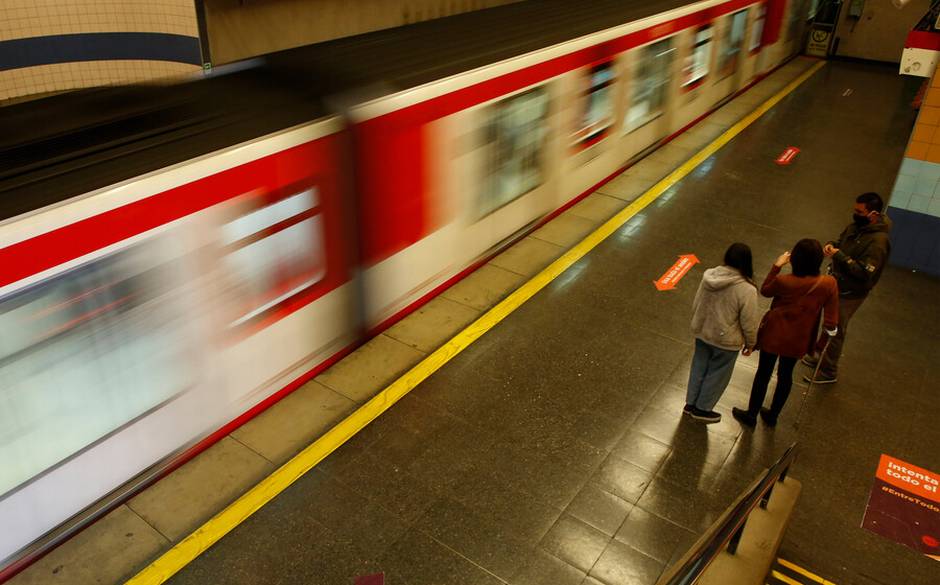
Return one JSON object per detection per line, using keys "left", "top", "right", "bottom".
{"left": 0, "top": 0, "right": 810, "bottom": 573}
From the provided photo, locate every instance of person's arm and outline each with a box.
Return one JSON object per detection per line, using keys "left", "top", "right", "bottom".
{"left": 823, "top": 226, "right": 849, "bottom": 257}
{"left": 692, "top": 277, "right": 705, "bottom": 315}
{"left": 760, "top": 252, "right": 789, "bottom": 297}
{"left": 830, "top": 236, "right": 888, "bottom": 286}
{"left": 740, "top": 288, "right": 760, "bottom": 352}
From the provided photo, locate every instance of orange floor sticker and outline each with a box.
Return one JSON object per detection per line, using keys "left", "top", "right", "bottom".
{"left": 654, "top": 254, "right": 699, "bottom": 291}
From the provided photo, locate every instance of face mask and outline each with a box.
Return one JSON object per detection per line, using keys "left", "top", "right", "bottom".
{"left": 852, "top": 213, "right": 870, "bottom": 227}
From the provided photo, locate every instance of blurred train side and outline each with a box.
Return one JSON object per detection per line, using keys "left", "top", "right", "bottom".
{"left": 0, "top": 0, "right": 809, "bottom": 573}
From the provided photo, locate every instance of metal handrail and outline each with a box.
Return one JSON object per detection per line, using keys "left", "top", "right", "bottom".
{"left": 655, "top": 442, "right": 799, "bottom": 585}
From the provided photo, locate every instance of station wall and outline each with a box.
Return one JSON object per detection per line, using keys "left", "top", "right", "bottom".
{"left": 832, "top": 0, "right": 928, "bottom": 63}
{"left": 888, "top": 64, "right": 940, "bottom": 276}
{"left": 203, "top": 0, "right": 523, "bottom": 65}
{"left": 0, "top": 0, "right": 203, "bottom": 103}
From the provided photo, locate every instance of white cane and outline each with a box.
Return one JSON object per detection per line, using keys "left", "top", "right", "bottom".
{"left": 794, "top": 335, "right": 833, "bottom": 430}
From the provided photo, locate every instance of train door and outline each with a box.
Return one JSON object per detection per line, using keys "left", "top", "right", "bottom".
{"left": 714, "top": 9, "right": 750, "bottom": 102}
{"left": 749, "top": 3, "right": 770, "bottom": 75}
{"left": 623, "top": 37, "right": 677, "bottom": 154}
{"left": 676, "top": 23, "right": 716, "bottom": 131}
{"left": 560, "top": 58, "right": 627, "bottom": 198}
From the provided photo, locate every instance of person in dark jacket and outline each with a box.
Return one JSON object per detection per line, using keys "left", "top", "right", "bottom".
{"left": 802, "top": 192, "right": 891, "bottom": 384}
{"left": 732, "top": 239, "right": 839, "bottom": 427}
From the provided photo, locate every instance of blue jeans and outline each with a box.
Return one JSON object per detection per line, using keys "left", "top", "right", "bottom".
{"left": 686, "top": 338, "right": 739, "bottom": 411}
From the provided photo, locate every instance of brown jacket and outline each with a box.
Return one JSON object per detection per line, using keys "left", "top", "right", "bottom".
{"left": 756, "top": 265, "right": 839, "bottom": 358}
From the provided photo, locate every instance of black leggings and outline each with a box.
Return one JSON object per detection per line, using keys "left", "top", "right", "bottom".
{"left": 747, "top": 351, "right": 798, "bottom": 416}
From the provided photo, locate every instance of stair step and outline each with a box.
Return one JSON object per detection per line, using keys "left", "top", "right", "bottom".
{"left": 767, "top": 558, "right": 837, "bottom": 585}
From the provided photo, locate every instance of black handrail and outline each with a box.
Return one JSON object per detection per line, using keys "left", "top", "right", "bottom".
{"left": 655, "top": 442, "right": 799, "bottom": 585}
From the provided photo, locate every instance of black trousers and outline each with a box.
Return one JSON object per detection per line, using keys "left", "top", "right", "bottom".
{"left": 747, "top": 350, "right": 798, "bottom": 416}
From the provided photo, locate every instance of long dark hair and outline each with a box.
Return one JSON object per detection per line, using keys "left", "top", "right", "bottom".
{"left": 724, "top": 242, "right": 754, "bottom": 284}
{"left": 790, "top": 238, "right": 823, "bottom": 277}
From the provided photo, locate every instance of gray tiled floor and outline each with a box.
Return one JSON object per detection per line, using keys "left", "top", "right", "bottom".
{"left": 167, "top": 62, "right": 938, "bottom": 585}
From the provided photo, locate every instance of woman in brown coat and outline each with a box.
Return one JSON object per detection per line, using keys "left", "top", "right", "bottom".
{"left": 732, "top": 239, "right": 839, "bottom": 427}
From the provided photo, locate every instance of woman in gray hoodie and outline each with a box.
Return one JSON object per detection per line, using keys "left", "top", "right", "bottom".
{"left": 685, "top": 243, "right": 760, "bottom": 423}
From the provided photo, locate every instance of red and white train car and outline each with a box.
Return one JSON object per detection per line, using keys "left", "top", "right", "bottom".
{"left": 0, "top": 0, "right": 809, "bottom": 574}
{"left": 353, "top": 0, "right": 809, "bottom": 328}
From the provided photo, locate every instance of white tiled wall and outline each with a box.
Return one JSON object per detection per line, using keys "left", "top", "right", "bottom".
{"left": 891, "top": 158, "right": 940, "bottom": 218}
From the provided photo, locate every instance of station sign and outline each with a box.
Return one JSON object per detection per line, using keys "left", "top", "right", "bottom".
{"left": 806, "top": 27, "right": 832, "bottom": 58}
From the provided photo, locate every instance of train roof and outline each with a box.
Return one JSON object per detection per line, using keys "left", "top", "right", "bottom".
{"left": 0, "top": 0, "right": 691, "bottom": 223}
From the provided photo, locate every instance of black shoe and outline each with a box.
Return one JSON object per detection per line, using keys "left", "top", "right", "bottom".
{"left": 683, "top": 404, "right": 694, "bottom": 416}
{"left": 801, "top": 355, "right": 819, "bottom": 368}
{"left": 759, "top": 407, "right": 778, "bottom": 427}
{"left": 690, "top": 408, "right": 721, "bottom": 423}
{"left": 732, "top": 407, "right": 757, "bottom": 427}
{"left": 803, "top": 373, "right": 837, "bottom": 385}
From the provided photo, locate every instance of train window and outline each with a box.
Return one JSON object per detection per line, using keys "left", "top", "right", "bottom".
{"left": 682, "top": 26, "right": 713, "bottom": 89}
{"left": 750, "top": 4, "right": 766, "bottom": 53}
{"left": 718, "top": 11, "right": 748, "bottom": 79}
{"left": 0, "top": 244, "right": 190, "bottom": 497}
{"left": 221, "top": 188, "right": 325, "bottom": 329}
{"left": 625, "top": 39, "right": 674, "bottom": 133}
{"left": 477, "top": 86, "right": 549, "bottom": 218}
{"left": 572, "top": 62, "right": 615, "bottom": 147}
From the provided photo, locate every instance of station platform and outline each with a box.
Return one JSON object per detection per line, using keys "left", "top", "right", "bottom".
{"left": 13, "top": 58, "right": 940, "bottom": 585}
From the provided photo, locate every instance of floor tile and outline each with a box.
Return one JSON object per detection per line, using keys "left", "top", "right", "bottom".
{"left": 385, "top": 295, "right": 482, "bottom": 352}
{"left": 530, "top": 212, "right": 598, "bottom": 248}
{"left": 610, "top": 431, "right": 672, "bottom": 474}
{"left": 10, "top": 506, "right": 168, "bottom": 585}
{"left": 231, "top": 380, "right": 357, "bottom": 464}
{"left": 568, "top": 192, "right": 627, "bottom": 222}
{"left": 442, "top": 263, "right": 528, "bottom": 311}
{"left": 589, "top": 539, "right": 664, "bottom": 585}
{"left": 317, "top": 334, "right": 426, "bottom": 403}
{"left": 614, "top": 506, "right": 694, "bottom": 563}
{"left": 590, "top": 455, "right": 654, "bottom": 504}
{"left": 510, "top": 548, "right": 586, "bottom": 585}
{"left": 634, "top": 479, "right": 719, "bottom": 534}
{"left": 540, "top": 515, "right": 611, "bottom": 573}
{"left": 598, "top": 173, "right": 658, "bottom": 202}
{"left": 382, "top": 530, "right": 506, "bottom": 585}
{"left": 415, "top": 498, "right": 530, "bottom": 581}
{"left": 564, "top": 484, "right": 633, "bottom": 537}
{"left": 490, "top": 236, "right": 565, "bottom": 277}
{"left": 128, "top": 437, "right": 274, "bottom": 542}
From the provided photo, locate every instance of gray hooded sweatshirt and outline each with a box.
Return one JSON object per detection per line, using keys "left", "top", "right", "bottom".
{"left": 691, "top": 265, "right": 760, "bottom": 351}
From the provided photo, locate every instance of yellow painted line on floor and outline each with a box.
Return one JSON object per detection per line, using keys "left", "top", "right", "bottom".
{"left": 125, "top": 59, "right": 825, "bottom": 585}
{"left": 778, "top": 558, "right": 838, "bottom": 585}
{"left": 772, "top": 569, "right": 806, "bottom": 585}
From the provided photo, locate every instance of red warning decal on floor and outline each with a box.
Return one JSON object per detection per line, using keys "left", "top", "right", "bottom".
{"left": 654, "top": 254, "right": 699, "bottom": 291}
{"left": 775, "top": 146, "right": 800, "bottom": 165}
{"left": 355, "top": 574, "right": 384, "bottom": 585}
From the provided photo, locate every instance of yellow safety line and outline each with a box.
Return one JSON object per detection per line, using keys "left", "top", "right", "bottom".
{"left": 125, "top": 59, "right": 825, "bottom": 585}
{"left": 772, "top": 569, "right": 806, "bottom": 585}
{"left": 778, "top": 558, "right": 838, "bottom": 585}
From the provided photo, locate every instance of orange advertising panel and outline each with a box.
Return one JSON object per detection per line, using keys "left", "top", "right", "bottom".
{"left": 863, "top": 454, "right": 940, "bottom": 561}
{"left": 876, "top": 454, "right": 940, "bottom": 502}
